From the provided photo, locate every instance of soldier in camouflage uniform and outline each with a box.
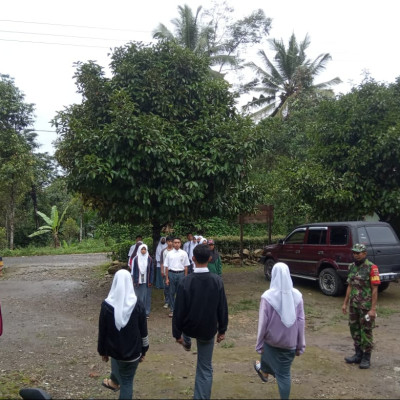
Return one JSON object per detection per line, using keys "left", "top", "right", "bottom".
{"left": 342, "top": 243, "right": 380, "bottom": 369}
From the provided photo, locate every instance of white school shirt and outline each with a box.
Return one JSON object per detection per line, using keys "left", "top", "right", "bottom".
{"left": 164, "top": 249, "right": 190, "bottom": 272}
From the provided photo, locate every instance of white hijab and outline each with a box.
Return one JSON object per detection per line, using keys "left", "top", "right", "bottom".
{"left": 105, "top": 269, "right": 137, "bottom": 331}
{"left": 156, "top": 238, "right": 167, "bottom": 262}
{"left": 137, "top": 244, "right": 149, "bottom": 274}
{"left": 262, "top": 262, "right": 302, "bottom": 328}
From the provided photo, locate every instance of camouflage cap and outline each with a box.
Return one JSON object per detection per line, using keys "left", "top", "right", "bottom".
{"left": 352, "top": 243, "right": 367, "bottom": 253}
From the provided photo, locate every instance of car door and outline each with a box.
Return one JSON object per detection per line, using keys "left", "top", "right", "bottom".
{"left": 278, "top": 228, "right": 307, "bottom": 273}
{"left": 326, "top": 225, "right": 352, "bottom": 276}
{"left": 296, "top": 226, "right": 328, "bottom": 276}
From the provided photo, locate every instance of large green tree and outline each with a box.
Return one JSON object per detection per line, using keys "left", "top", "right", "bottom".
{"left": 253, "top": 77, "right": 400, "bottom": 233}
{"left": 53, "top": 41, "right": 262, "bottom": 247}
{"left": 0, "top": 74, "right": 36, "bottom": 249}
{"left": 305, "top": 77, "right": 400, "bottom": 225}
{"left": 153, "top": 3, "right": 271, "bottom": 75}
{"left": 243, "top": 33, "right": 341, "bottom": 118}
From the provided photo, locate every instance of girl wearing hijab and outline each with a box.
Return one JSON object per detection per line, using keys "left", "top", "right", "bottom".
{"left": 254, "top": 262, "right": 305, "bottom": 399}
{"left": 98, "top": 269, "right": 149, "bottom": 399}
{"left": 155, "top": 237, "right": 167, "bottom": 289}
{"left": 131, "top": 244, "right": 154, "bottom": 318}
{"left": 207, "top": 239, "right": 222, "bottom": 276}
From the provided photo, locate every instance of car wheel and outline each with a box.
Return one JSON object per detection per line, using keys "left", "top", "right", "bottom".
{"left": 264, "top": 259, "right": 274, "bottom": 281}
{"left": 378, "top": 282, "right": 390, "bottom": 292}
{"left": 318, "top": 268, "right": 344, "bottom": 296}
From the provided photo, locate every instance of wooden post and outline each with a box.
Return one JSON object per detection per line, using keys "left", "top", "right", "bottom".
{"left": 239, "top": 215, "right": 244, "bottom": 267}
{"left": 268, "top": 206, "right": 273, "bottom": 244}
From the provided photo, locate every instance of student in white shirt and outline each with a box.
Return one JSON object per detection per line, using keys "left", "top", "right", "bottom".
{"left": 164, "top": 237, "right": 190, "bottom": 317}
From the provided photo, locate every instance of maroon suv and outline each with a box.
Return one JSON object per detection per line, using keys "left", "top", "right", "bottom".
{"left": 259, "top": 221, "right": 400, "bottom": 296}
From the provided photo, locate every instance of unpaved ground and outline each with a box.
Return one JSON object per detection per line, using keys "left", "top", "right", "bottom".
{"left": 1, "top": 254, "right": 400, "bottom": 399}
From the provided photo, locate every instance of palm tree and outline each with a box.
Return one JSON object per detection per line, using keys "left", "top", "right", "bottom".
{"left": 243, "top": 33, "right": 341, "bottom": 119}
{"left": 153, "top": 5, "right": 209, "bottom": 53}
{"left": 28, "top": 205, "right": 69, "bottom": 247}
{"left": 152, "top": 4, "right": 240, "bottom": 74}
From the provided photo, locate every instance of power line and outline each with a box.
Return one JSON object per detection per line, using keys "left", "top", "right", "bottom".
{"left": 34, "top": 130, "right": 57, "bottom": 133}
{"left": 0, "top": 29, "right": 132, "bottom": 42}
{"left": 0, "top": 37, "right": 113, "bottom": 49}
{"left": 0, "top": 19, "right": 151, "bottom": 33}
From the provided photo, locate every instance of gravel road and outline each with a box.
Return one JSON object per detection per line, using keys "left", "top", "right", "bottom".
{"left": 2, "top": 253, "right": 110, "bottom": 269}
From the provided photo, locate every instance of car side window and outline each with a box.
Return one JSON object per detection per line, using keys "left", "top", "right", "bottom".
{"left": 307, "top": 229, "right": 327, "bottom": 244}
{"left": 285, "top": 230, "right": 306, "bottom": 244}
{"left": 330, "top": 226, "right": 349, "bottom": 245}
{"left": 365, "top": 226, "right": 398, "bottom": 244}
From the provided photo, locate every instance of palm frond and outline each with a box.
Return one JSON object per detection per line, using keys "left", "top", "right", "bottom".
{"left": 152, "top": 24, "right": 175, "bottom": 41}
{"left": 309, "top": 53, "right": 332, "bottom": 75}
{"left": 36, "top": 210, "right": 53, "bottom": 226}
{"left": 28, "top": 230, "right": 50, "bottom": 238}
{"left": 58, "top": 204, "right": 70, "bottom": 226}
{"left": 50, "top": 206, "right": 59, "bottom": 228}
{"left": 313, "top": 77, "right": 342, "bottom": 89}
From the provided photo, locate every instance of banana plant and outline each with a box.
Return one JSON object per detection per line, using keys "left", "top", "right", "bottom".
{"left": 28, "top": 205, "right": 69, "bottom": 247}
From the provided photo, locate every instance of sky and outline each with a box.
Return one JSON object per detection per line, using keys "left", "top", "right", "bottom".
{"left": 1, "top": 0, "right": 399, "bottom": 154}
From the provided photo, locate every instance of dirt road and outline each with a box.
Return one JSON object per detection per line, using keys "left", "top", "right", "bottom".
{"left": 0, "top": 255, "right": 399, "bottom": 399}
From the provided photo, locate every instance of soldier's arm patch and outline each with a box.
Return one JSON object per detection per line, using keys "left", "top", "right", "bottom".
{"left": 370, "top": 264, "right": 381, "bottom": 285}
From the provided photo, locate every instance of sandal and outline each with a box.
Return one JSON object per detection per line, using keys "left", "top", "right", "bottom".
{"left": 102, "top": 378, "right": 120, "bottom": 392}
{"left": 254, "top": 360, "right": 268, "bottom": 382}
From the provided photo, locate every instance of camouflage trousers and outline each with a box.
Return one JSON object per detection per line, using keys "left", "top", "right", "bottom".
{"left": 349, "top": 305, "right": 375, "bottom": 353}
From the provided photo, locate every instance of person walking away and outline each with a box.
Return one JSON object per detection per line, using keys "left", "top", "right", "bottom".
{"left": 131, "top": 244, "right": 154, "bottom": 318}
{"left": 342, "top": 243, "right": 380, "bottom": 369}
{"left": 164, "top": 237, "right": 190, "bottom": 318}
{"left": 155, "top": 237, "right": 167, "bottom": 289}
{"left": 254, "top": 262, "right": 305, "bottom": 399}
{"left": 173, "top": 244, "right": 228, "bottom": 399}
{"left": 160, "top": 236, "right": 174, "bottom": 310}
{"left": 98, "top": 269, "right": 149, "bottom": 399}
{"left": 207, "top": 239, "right": 222, "bottom": 276}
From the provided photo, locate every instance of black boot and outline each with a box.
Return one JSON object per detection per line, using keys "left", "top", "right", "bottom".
{"left": 359, "top": 352, "right": 371, "bottom": 369}
{"left": 345, "top": 346, "right": 363, "bottom": 364}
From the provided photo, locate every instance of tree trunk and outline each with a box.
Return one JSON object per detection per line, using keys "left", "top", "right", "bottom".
{"left": 151, "top": 220, "right": 163, "bottom": 257}
{"left": 79, "top": 208, "right": 83, "bottom": 243}
{"left": 31, "top": 184, "right": 39, "bottom": 229}
{"left": 9, "top": 187, "right": 15, "bottom": 250}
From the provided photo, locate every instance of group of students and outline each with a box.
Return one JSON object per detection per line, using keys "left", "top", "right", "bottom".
{"left": 98, "top": 237, "right": 306, "bottom": 400}
{"left": 126, "top": 233, "right": 222, "bottom": 319}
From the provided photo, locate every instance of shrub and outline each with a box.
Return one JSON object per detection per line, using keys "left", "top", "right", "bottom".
{"left": 111, "top": 238, "right": 154, "bottom": 262}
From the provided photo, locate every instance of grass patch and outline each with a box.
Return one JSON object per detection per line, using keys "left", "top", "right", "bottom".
{"left": 223, "top": 263, "right": 259, "bottom": 273}
{"left": 220, "top": 341, "right": 235, "bottom": 349}
{"left": 1, "top": 238, "right": 111, "bottom": 257}
{"left": 304, "top": 304, "right": 323, "bottom": 318}
{"left": 377, "top": 307, "right": 399, "bottom": 318}
{"left": 229, "top": 298, "right": 259, "bottom": 314}
{"left": 92, "top": 262, "right": 112, "bottom": 278}
{"left": 0, "top": 371, "right": 42, "bottom": 400}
